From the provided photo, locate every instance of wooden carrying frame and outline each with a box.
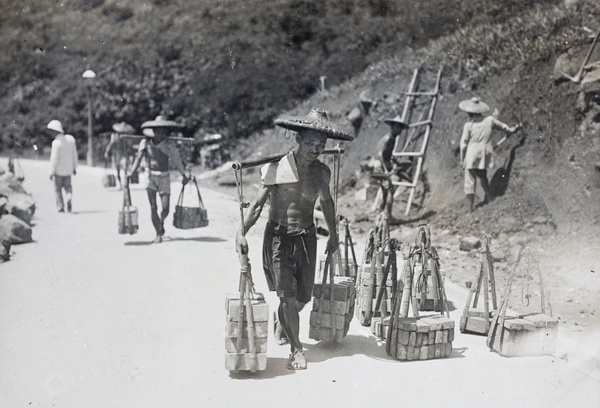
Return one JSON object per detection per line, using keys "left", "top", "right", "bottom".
{"left": 118, "top": 179, "right": 138, "bottom": 235}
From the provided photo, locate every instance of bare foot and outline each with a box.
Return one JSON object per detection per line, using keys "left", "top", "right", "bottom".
{"left": 152, "top": 235, "right": 162, "bottom": 244}
{"left": 286, "top": 350, "right": 307, "bottom": 370}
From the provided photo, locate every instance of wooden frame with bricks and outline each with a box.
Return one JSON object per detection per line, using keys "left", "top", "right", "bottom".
{"left": 486, "top": 246, "right": 558, "bottom": 357}
{"left": 460, "top": 234, "right": 498, "bottom": 335}
{"left": 384, "top": 226, "right": 455, "bottom": 361}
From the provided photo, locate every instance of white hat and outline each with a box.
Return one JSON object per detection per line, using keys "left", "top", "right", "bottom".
{"left": 458, "top": 97, "right": 490, "bottom": 114}
{"left": 47, "top": 120, "right": 64, "bottom": 134}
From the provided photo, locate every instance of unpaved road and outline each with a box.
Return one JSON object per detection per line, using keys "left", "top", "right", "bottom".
{"left": 1, "top": 159, "right": 599, "bottom": 407}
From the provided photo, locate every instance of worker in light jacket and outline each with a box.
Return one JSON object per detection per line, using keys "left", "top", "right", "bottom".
{"left": 459, "top": 97, "right": 520, "bottom": 212}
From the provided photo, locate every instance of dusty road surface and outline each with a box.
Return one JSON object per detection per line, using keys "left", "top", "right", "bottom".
{"left": 1, "top": 159, "right": 599, "bottom": 407}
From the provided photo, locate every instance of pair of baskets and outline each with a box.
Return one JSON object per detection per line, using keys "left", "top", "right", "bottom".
{"left": 173, "top": 176, "right": 209, "bottom": 229}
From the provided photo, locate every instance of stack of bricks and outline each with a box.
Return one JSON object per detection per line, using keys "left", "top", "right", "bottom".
{"left": 489, "top": 313, "right": 558, "bottom": 357}
{"left": 309, "top": 277, "right": 356, "bottom": 343}
{"left": 388, "top": 314, "right": 455, "bottom": 360}
{"left": 460, "top": 310, "right": 493, "bottom": 335}
{"left": 371, "top": 315, "right": 390, "bottom": 340}
{"left": 224, "top": 293, "right": 269, "bottom": 371}
{"left": 356, "top": 259, "right": 395, "bottom": 324}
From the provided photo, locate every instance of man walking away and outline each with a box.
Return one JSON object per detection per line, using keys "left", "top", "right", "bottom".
{"left": 48, "top": 120, "right": 78, "bottom": 213}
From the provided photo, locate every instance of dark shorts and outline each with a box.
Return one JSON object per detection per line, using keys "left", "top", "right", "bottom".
{"left": 262, "top": 221, "right": 317, "bottom": 304}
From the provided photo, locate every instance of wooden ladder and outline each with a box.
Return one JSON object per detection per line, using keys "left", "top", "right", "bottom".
{"left": 392, "top": 67, "right": 442, "bottom": 216}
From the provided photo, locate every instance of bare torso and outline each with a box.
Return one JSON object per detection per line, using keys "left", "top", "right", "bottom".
{"left": 267, "top": 160, "right": 328, "bottom": 229}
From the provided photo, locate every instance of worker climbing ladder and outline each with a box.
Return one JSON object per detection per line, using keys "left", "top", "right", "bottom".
{"left": 390, "top": 67, "right": 442, "bottom": 216}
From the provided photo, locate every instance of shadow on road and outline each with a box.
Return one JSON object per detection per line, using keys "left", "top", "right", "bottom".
{"left": 304, "top": 334, "right": 393, "bottom": 363}
{"left": 124, "top": 236, "right": 227, "bottom": 246}
{"left": 228, "top": 357, "right": 295, "bottom": 379}
{"left": 69, "top": 210, "right": 106, "bottom": 215}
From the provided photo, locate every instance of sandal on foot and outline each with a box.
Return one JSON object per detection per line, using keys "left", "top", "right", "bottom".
{"left": 287, "top": 350, "right": 307, "bottom": 370}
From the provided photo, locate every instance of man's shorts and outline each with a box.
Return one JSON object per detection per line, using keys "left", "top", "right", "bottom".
{"left": 145, "top": 170, "right": 171, "bottom": 195}
{"left": 262, "top": 221, "right": 317, "bottom": 304}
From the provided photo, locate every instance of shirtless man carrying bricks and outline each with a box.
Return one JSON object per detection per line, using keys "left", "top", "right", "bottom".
{"left": 235, "top": 108, "right": 353, "bottom": 370}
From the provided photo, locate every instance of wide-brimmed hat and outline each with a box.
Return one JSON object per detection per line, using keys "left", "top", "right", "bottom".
{"left": 112, "top": 122, "right": 136, "bottom": 134}
{"left": 384, "top": 115, "right": 409, "bottom": 128}
{"left": 459, "top": 97, "right": 490, "bottom": 114}
{"left": 47, "top": 120, "right": 64, "bottom": 134}
{"left": 141, "top": 115, "right": 183, "bottom": 129}
{"left": 274, "top": 108, "right": 354, "bottom": 141}
{"left": 142, "top": 128, "right": 154, "bottom": 137}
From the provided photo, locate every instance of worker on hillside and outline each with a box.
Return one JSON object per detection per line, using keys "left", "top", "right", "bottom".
{"left": 104, "top": 122, "right": 135, "bottom": 189}
{"left": 374, "top": 115, "right": 410, "bottom": 222}
{"left": 459, "top": 97, "right": 520, "bottom": 212}
{"left": 128, "top": 116, "right": 189, "bottom": 243}
{"left": 235, "top": 108, "right": 353, "bottom": 370}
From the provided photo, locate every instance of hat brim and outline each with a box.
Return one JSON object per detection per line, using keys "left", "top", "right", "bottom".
{"left": 384, "top": 119, "right": 409, "bottom": 128}
{"left": 141, "top": 120, "right": 183, "bottom": 129}
{"left": 459, "top": 100, "right": 490, "bottom": 113}
{"left": 112, "top": 123, "right": 136, "bottom": 133}
{"left": 274, "top": 118, "right": 354, "bottom": 141}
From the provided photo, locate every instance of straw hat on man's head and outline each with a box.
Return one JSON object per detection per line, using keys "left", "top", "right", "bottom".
{"left": 112, "top": 122, "right": 136, "bottom": 134}
{"left": 274, "top": 108, "right": 354, "bottom": 141}
{"left": 384, "top": 115, "right": 409, "bottom": 128}
{"left": 459, "top": 97, "right": 490, "bottom": 114}
{"left": 47, "top": 120, "right": 64, "bottom": 134}
{"left": 141, "top": 115, "right": 183, "bottom": 129}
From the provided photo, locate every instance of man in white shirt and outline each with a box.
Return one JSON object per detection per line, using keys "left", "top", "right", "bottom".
{"left": 48, "top": 120, "right": 78, "bottom": 212}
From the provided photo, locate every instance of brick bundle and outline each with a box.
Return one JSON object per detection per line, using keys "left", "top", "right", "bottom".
{"left": 309, "top": 277, "right": 356, "bottom": 343}
{"left": 388, "top": 315, "right": 455, "bottom": 360}
{"left": 489, "top": 313, "right": 558, "bottom": 357}
{"left": 356, "top": 254, "right": 396, "bottom": 326}
{"left": 224, "top": 293, "right": 268, "bottom": 371}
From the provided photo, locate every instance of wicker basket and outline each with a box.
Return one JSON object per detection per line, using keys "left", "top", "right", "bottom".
{"left": 173, "top": 176, "right": 209, "bottom": 229}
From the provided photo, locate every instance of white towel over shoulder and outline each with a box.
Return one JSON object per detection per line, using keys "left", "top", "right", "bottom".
{"left": 260, "top": 152, "right": 299, "bottom": 185}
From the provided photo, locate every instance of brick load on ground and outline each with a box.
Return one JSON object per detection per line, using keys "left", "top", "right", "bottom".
{"left": 310, "top": 277, "right": 356, "bottom": 343}
{"left": 388, "top": 314, "right": 455, "bottom": 361}
{"left": 489, "top": 313, "right": 558, "bottom": 357}
{"left": 356, "top": 259, "right": 396, "bottom": 325}
{"left": 225, "top": 293, "right": 268, "bottom": 371}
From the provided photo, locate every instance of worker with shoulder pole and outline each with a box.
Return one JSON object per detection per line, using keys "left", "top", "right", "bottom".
{"left": 235, "top": 108, "right": 354, "bottom": 370}
{"left": 459, "top": 97, "right": 520, "bottom": 212}
{"left": 128, "top": 115, "right": 189, "bottom": 243}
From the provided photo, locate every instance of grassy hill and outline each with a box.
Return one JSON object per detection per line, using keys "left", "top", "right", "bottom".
{"left": 0, "top": 0, "right": 553, "bottom": 155}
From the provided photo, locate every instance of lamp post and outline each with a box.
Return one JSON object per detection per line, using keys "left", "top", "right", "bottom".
{"left": 82, "top": 69, "right": 96, "bottom": 166}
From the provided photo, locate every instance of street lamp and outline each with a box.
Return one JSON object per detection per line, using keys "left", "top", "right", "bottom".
{"left": 82, "top": 69, "right": 96, "bottom": 166}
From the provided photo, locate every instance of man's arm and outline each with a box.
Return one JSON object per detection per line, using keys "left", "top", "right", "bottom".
{"left": 491, "top": 117, "right": 520, "bottom": 134}
{"left": 318, "top": 165, "right": 339, "bottom": 254}
{"left": 235, "top": 184, "right": 273, "bottom": 256}
{"left": 459, "top": 122, "right": 471, "bottom": 168}
{"left": 71, "top": 137, "right": 78, "bottom": 175}
{"left": 128, "top": 140, "right": 146, "bottom": 176}
{"left": 49, "top": 140, "right": 58, "bottom": 179}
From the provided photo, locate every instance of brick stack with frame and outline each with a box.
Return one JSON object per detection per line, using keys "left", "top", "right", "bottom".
{"left": 225, "top": 256, "right": 268, "bottom": 372}
{"left": 487, "top": 246, "right": 558, "bottom": 357}
{"left": 356, "top": 214, "right": 396, "bottom": 327}
{"left": 460, "top": 235, "right": 498, "bottom": 335}
{"left": 385, "top": 226, "right": 454, "bottom": 361}
{"left": 310, "top": 251, "right": 356, "bottom": 343}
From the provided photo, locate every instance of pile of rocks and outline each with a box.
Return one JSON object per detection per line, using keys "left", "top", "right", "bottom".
{"left": 0, "top": 166, "right": 35, "bottom": 261}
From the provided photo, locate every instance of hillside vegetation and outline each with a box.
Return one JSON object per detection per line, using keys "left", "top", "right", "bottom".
{"left": 1, "top": 0, "right": 553, "bottom": 155}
